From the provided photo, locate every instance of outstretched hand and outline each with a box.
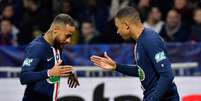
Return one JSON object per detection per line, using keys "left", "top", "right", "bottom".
{"left": 90, "top": 52, "right": 116, "bottom": 71}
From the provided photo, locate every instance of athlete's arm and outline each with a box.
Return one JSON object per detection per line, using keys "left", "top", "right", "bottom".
{"left": 115, "top": 64, "right": 139, "bottom": 76}
{"left": 143, "top": 36, "right": 174, "bottom": 99}
{"left": 20, "top": 46, "right": 49, "bottom": 84}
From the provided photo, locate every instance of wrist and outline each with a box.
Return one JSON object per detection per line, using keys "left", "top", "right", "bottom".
{"left": 112, "top": 63, "right": 117, "bottom": 71}
{"left": 115, "top": 63, "right": 121, "bottom": 71}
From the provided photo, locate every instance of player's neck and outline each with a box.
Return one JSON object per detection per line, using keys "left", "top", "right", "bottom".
{"left": 43, "top": 31, "right": 54, "bottom": 46}
{"left": 131, "top": 24, "right": 144, "bottom": 41}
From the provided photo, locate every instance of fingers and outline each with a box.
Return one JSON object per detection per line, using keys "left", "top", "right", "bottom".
{"left": 68, "top": 74, "right": 80, "bottom": 88}
{"left": 60, "top": 67, "right": 73, "bottom": 73}
{"left": 90, "top": 58, "right": 101, "bottom": 65}
{"left": 68, "top": 78, "right": 77, "bottom": 88}
{"left": 69, "top": 78, "right": 73, "bottom": 87}
{"left": 104, "top": 51, "right": 109, "bottom": 59}
{"left": 60, "top": 67, "right": 73, "bottom": 77}
{"left": 60, "top": 67, "right": 73, "bottom": 71}
{"left": 60, "top": 70, "right": 72, "bottom": 74}
{"left": 60, "top": 65, "right": 73, "bottom": 73}
{"left": 61, "top": 73, "right": 71, "bottom": 77}
{"left": 90, "top": 56, "right": 106, "bottom": 64}
{"left": 70, "top": 79, "right": 79, "bottom": 88}
{"left": 75, "top": 78, "right": 80, "bottom": 86}
{"left": 74, "top": 79, "right": 80, "bottom": 88}
{"left": 90, "top": 55, "right": 105, "bottom": 60}
{"left": 68, "top": 75, "right": 70, "bottom": 84}
{"left": 49, "top": 63, "right": 75, "bottom": 77}
{"left": 70, "top": 81, "right": 76, "bottom": 88}
{"left": 91, "top": 60, "right": 106, "bottom": 69}
{"left": 90, "top": 55, "right": 111, "bottom": 64}
{"left": 104, "top": 51, "right": 113, "bottom": 60}
{"left": 92, "top": 61, "right": 103, "bottom": 67}
{"left": 60, "top": 65, "right": 73, "bottom": 69}
{"left": 91, "top": 57, "right": 109, "bottom": 68}
{"left": 90, "top": 56, "right": 110, "bottom": 70}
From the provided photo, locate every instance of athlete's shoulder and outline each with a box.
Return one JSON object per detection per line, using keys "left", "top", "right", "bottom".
{"left": 141, "top": 28, "right": 164, "bottom": 47}
{"left": 142, "top": 28, "right": 160, "bottom": 40}
{"left": 25, "top": 36, "right": 47, "bottom": 56}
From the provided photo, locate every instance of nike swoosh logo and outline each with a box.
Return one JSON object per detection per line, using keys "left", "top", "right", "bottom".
{"left": 47, "top": 57, "right": 53, "bottom": 62}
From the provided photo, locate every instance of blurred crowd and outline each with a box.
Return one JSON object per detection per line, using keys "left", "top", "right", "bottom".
{"left": 0, "top": 0, "right": 201, "bottom": 46}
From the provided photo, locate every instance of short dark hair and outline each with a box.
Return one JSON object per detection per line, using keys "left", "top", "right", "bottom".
{"left": 115, "top": 6, "right": 141, "bottom": 23}
{"left": 81, "top": 19, "right": 93, "bottom": 24}
{"left": 81, "top": 20, "right": 93, "bottom": 26}
{"left": 53, "top": 13, "right": 75, "bottom": 26}
{"left": 167, "top": 9, "right": 180, "bottom": 16}
{"left": 1, "top": 17, "right": 13, "bottom": 24}
{"left": 148, "top": 6, "right": 161, "bottom": 15}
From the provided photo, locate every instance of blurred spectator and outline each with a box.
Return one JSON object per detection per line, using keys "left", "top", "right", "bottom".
{"left": 54, "top": 0, "right": 78, "bottom": 19}
{"left": 0, "top": 2, "right": 23, "bottom": 28}
{"left": 160, "top": 9, "right": 190, "bottom": 42}
{"left": 79, "top": 20, "right": 99, "bottom": 44}
{"left": 143, "top": 7, "right": 164, "bottom": 33}
{"left": 149, "top": 0, "right": 173, "bottom": 20}
{"left": 1, "top": 4, "right": 14, "bottom": 19}
{"left": 109, "top": 0, "right": 129, "bottom": 19}
{"left": 190, "top": 8, "right": 201, "bottom": 42}
{"left": 0, "top": 4, "right": 20, "bottom": 41}
{"left": 60, "top": 0, "right": 74, "bottom": 16}
{"left": 18, "top": 0, "right": 52, "bottom": 44}
{"left": 102, "top": 19, "right": 132, "bottom": 44}
{"left": 137, "top": 0, "right": 150, "bottom": 22}
{"left": 0, "top": 18, "right": 17, "bottom": 46}
{"left": 173, "top": 0, "right": 193, "bottom": 25}
{"left": 77, "top": 0, "right": 109, "bottom": 33}
{"left": 0, "top": 0, "right": 199, "bottom": 44}
{"left": 190, "top": 0, "right": 201, "bottom": 9}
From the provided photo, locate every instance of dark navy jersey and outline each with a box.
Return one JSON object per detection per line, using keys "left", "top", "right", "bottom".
{"left": 116, "top": 28, "right": 179, "bottom": 101}
{"left": 20, "top": 36, "right": 63, "bottom": 101}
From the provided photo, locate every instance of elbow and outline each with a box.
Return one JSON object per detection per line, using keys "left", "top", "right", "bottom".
{"left": 169, "top": 75, "right": 174, "bottom": 82}
{"left": 19, "top": 73, "right": 27, "bottom": 85}
{"left": 166, "top": 76, "right": 174, "bottom": 85}
{"left": 160, "top": 72, "right": 174, "bottom": 84}
{"left": 169, "top": 75, "right": 174, "bottom": 85}
{"left": 167, "top": 71, "right": 174, "bottom": 82}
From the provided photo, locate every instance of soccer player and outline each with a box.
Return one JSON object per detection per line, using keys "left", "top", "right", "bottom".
{"left": 90, "top": 7, "right": 179, "bottom": 101}
{"left": 20, "top": 14, "right": 79, "bottom": 101}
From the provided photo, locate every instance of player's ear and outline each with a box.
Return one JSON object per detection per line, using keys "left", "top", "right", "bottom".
{"left": 65, "top": 24, "right": 71, "bottom": 32}
{"left": 54, "top": 26, "right": 60, "bottom": 31}
{"left": 124, "top": 20, "right": 130, "bottom": 30}
{"left": 53, "top": 26, "right": 60, "bottom": 34}
{"left": 66, "top": 24, "right": 70, "bottom": 28}
{"left": 124, "top": 22, "right": 129, "bottom": 30}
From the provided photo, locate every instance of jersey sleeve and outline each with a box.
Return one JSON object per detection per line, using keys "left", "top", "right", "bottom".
{"left": 115, "top": 63, "right": 138, "bottom": 77}
{"left": 20, "top": 45, "right": 48, "bottom": 85}
{"left": 61, "top": 52, "right": 68, "bottom": 65}
{"left": 143, "top": 36, "right": 174, "bottom": 98}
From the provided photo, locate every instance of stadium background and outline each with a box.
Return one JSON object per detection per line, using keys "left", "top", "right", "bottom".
{"left": 0, "top": 0, "right": 201, "bottom": 101}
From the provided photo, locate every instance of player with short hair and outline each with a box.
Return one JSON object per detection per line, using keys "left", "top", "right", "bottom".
{"left": 20, "top": 14, "right": 79, "bottom": 101}
{"left": 90, "top": 7, "right": 179, "bottom": 101}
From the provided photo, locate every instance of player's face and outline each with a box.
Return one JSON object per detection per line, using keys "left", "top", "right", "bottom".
{"left": 115, "top": 18, "right": 131, "bottom": 40}
{"left": 53, "top": 24, "right": 75, "bottom": 49}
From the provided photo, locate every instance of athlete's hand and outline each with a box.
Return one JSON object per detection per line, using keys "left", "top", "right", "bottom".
{"left": 48, "top": 60, "right": 73, "bottom": 77}
{"left": 90, "top": 52, "right": 116, "bottom": 71}
{"left": 67, "top": 73, "right": 80, "bottom": 88}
